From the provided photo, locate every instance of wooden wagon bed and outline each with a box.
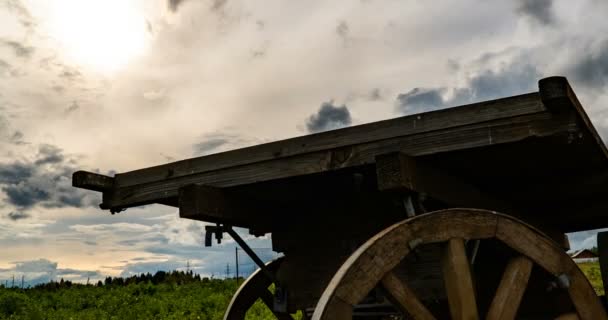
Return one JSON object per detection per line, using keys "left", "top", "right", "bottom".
{"left": 74, "top": 77, "right": 608, "bottom": 233}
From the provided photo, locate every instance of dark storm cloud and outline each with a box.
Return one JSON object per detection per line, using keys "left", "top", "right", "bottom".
{"left": 306, "top": 101, "right": 352, "bottom": 133}
{"left": 0, "top": 144, "right": 100, "bottom": 210}
{"left": 396, "top": 61, "right": 540, "bottom": 115}
{"left": 35, "top": 144, "right": 65, "bottom": 165}
{"left": 396, "top": 88, "right": 445, "bottom": 114}
{"left": 167, "top": 0, "right": 187, "bottom": 12}
{"left": 568, "top": 41, "right": 608, "bottom": 90}
{"left": 516, "top": 0, "right": 555, "bottom": 25}
{"left": 7, "top": 211, "right": 30, "bottom": 221}
{"left": 0, "top": 39, "right": 35, "bottom": 58}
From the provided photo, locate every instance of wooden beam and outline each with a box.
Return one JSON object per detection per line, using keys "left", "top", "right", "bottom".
{"left": 598, "top": 232, "right": 608, "bottom": 307}
{"left": 375, "top": 152, "right": 515, "bottom": 213}
{"left": 381, "top": 271, "right": 436, "bottom": 320}
{"left": 115, "top": 93, "right": 544, "bottom": 188}
{"left": 539, "top": 76, "right": 608, "bottom": 160}
{"left": 102, "top": 110, "right": 576, "bottom": 210}
{"left": 486, "top": 256, "right": 533, "bottom": 320}
{"left": 441, "top": 238, "right": 479, "bottom": 320}
{"left": 178, "top": 184, "right": 272, "bottom": 228}
{"left": 72, "top": 171, "right": 114, "bottom": 192}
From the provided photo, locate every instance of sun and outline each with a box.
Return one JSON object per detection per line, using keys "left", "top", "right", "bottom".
{"left": 48, "top": 0, "right": 149, "bottom": 73}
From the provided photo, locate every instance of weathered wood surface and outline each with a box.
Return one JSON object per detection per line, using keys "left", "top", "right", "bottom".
{"left": 87, "top": 106, "right": 577, "bottom": 210}
{"left": 114, "top": 93, "right": 544, "bottom": 188}
{"left": 486, "top": 256, "right": 533, "bottom": 320}
{"left": 441, "top": 238, "right": 479, "bottom": 320}
{"left": 72, "top": 171, "right": 114, "bottom": 192}
{"left": 381, "top": 271, "right": 436, "bottom": 320}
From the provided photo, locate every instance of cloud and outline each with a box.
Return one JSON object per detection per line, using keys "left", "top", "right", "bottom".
{"left": 396, "top": 58, "right": 540, "bottom": 115}
{"left": 167, "top": 0, "right": 188, "bottom": 12}
{"left": 567, "top": 228, "right": 608, "bottom": 251}
{"left": 515, "top": 0, "right": 555, "bottom": 25}
{"left": 2, "top": 0, "right": 36, "bottom": 30}
{"left": 306, "top": 101, "right": 352, "bottom": 133}
{"left": 7, "top": 211, "right": 30, "bottom": 221}
{"left": 0, "top": 39, "right": 35, "bottom": 58}
{"left": 336, "top": 20, "right": 349, "bottom": 44}
{"left": 0, "top": 259, "right": 100, "bottom": 286}
{"left": 568, "top": 41, "right": 608, "bottom": 90}
{"left": 193, "top": 132, "right": 260, "bottom": 156}
{"left": 35, "top": 144, "right": 65, "bottom": 165}
{"left": 396, "top": 88, "right": 445, "bottom": 115}
{"left": 0, "top": 144, "right": 100, "bottom": 210}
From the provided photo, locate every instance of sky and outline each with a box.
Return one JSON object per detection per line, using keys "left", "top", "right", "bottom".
{"left": 0, "top": 0, "right": 607, "bottom": 286}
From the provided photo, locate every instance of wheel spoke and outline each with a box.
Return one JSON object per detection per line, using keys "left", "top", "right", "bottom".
{"left": 381, "top": 271, "right": 436, "bottom": 320}
{"left": 486, "top": 256, "right": 533, "bottom": 320}
{"left": 260, "top": 289, "right": 294, "bottom": 320}
{"left": 441, "top": 237, "right": 479, "bottom": 320}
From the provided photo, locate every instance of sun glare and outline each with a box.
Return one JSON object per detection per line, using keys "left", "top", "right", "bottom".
{"left": 48, "top": 0, "right": 149, "bottom": 73}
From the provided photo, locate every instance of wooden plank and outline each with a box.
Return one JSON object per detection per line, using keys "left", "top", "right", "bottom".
{"left": 486, "top": 256, "right": 533, "bottom": 320}
{"left": 597, "top": 231, "right": 608, "bottom": 303}
{"left": 72, "top": 171, "right": 114, "bottom": 192}
{"left": 441, "top": 238, "right": 479, "bottom": 320}
{"left": 539, "top": 76, "right": 608, "bottom": 160}
{"left": 381, "top": 271, "right": 436, "bottom": 320}
{"left": 178, "top": 184, "right": 275, "bottom": 229}
{"left": 103, "top": 111, "right": 577, "bottom": 209}
{"left": 114, "top": 93, "right": 543, "bottom": 188}
{"left": 375, "top": 152, "right": 515, "bottom": 214}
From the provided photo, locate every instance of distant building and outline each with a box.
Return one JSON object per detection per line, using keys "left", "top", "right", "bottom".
{"left": 570, "top": 249, "right": 598, "bottom": 263}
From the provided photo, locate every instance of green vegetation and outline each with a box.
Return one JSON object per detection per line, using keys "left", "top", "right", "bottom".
{"left": 0, "top": 263, "right": 604, "bottom": 319}
{"left": 578, "top": 261, "right": 604, "bottom": 296}
{"left": 0, "top": 271, "right": 294, "bottom": 320}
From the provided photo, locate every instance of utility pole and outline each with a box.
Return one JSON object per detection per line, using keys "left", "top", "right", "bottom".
{"left": 12, "top": 275, "right": 14, "bottom": 288}
{"left": 225, "top": 263, "right": 230, "bottom": 279}
{"left": 21, "top": 275, "right": 24, "bottom": 289}
{"left": 235, "top": 247, "right": 239, "bottom": 284}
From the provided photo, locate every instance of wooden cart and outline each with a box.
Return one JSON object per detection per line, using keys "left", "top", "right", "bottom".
{"left": 73, "top": 77, "right": 608, "bottom": 319}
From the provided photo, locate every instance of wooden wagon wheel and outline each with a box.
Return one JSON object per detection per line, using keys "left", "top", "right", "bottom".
{"left": 311, "top": 209, "right": 607, "bottom": 320}
{"left": 224, "top": 257, "right": 293, "bottom": 320}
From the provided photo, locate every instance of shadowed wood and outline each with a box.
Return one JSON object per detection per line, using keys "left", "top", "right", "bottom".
{"left": 115, "top": 93, "right": 544, "bottom": 188}
{"left": 311, "top": 209, "right": 607, "bottom": 320}
{"left": 486, "top": 256, "right": 533, "bottom": 320}
{"left": 72, "top": 171, "right": 114, "bottom": 191}
{"left": 555, "top": 313, "right": 580, "bottom": 320}
{"left": 381, "top": 271, "right": 436, "bottom": 320}
{"left": 103, "top": 111, "right": 577, "bottom": 210}
{"left": 375, "top": 152, "right": 515, "bottom": 213}
{"left": 441, "top": 238, "right": 479, "bottom": 320}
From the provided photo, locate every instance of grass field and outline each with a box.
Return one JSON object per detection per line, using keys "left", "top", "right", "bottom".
{"left": 0, "top": 263, "right": 603, "bottom": 319}
{"left": 578, "top": 261, "right": 604, "bottom": 296}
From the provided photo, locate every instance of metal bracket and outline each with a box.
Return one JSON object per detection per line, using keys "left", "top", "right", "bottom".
{"left": 204, "top": 224, "right": 287, "bottom": 311}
